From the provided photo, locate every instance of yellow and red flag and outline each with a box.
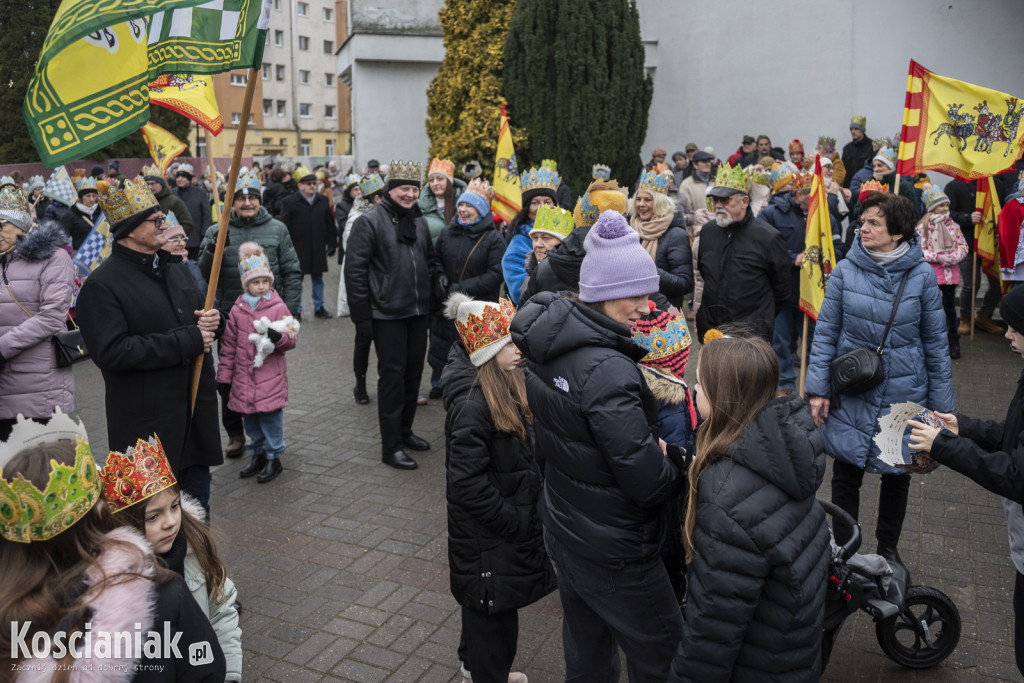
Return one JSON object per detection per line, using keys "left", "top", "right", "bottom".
{"left": 491, "top": 104, "right": 522, "bottom": 223}
{"left": 141, "top": 121, "right": 188, "bottom": 175}
{"left": 149, "top": 74, "right": 224, "bottom": 135}
{"left": 975, "top": 175, "right": 1003, "bottom": 286}
{"left": 798, "top": 156, "right": 836, "bottom": 321}
{"left": 897, "top": 60, "right": 1024, "bottom": 182}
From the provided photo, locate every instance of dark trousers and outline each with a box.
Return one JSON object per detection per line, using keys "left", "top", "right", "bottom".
{"left": 831, "top": 459, "right": 910, "bottom": 552}
{"left": 457, "top": 607, "right": 518, "bottom": 683}
{"left": 544, "top": 529, "right": 683, "bottom": 683}
{"left": 940, "top": 284, "right": 959, "bottom": 342}
{"left": 217, "top": 340, "right": 244, "bottom": 438}
{"left": 1015, "top": 570, "right": 1024, "bottom": 677}
{"left": 372, "top": 315, "right": 428, "bottom": 453}
{"left": 959, "top": 255, "right": 1002, "bottom": 316}
{"left": 178, "top": 465, "right": 211, "bottom": 514}
{"left": 353, "top": 320, "right": 373, "bottom": 378}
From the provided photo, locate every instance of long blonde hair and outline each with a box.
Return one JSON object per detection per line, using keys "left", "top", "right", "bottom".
{"left": 474, "top": 352, "right": 532, "bottom": 440}
{"left": 683, "top": 335, "right": 778, "bottom": 562}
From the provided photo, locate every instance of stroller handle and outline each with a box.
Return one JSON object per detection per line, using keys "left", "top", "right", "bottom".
{"left": 817, "top": 498, "right": 861, "bottom": 562}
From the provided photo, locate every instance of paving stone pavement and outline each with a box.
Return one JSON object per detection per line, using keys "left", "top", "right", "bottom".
{"left": 69, "top": 274, "right": 1023, "bottom": 682}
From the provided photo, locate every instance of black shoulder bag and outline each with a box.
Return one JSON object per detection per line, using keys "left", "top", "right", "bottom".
{"left": 828, "top": 269, "right": 911, "bottom": 410}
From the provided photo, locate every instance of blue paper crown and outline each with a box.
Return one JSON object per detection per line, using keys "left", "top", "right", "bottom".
{"left": 0, "top": 176, "right": 14, "bottom": 188}
{"left": 344, "top": 173, "right": 361, "bottom": 189}
{"left": 875, "top": 147, "right": 897, "bottom": 167}
{"left": 922, "top": 185, "right": 949, "bottom": 209}
{"left": 766, "top": 163, "right": 794, "bottom": 190}
{"left": 76, "top": 177, "right": 98, "bottom": 192}
{"left": 637, "top": 170, "right": 670, "bottom": 195}
{"left": 164, "top": 211, "right": 181, "bottom": 228}
{"left": 176, "top": 163, "right": 195, "bottom": 176}
{"left": 359, "top": 173, "right": 384, "bottom": 196}
{"left": 235, "top": 172, "right": 261, "bottom": 194}
{"left": 592, "top": 164, "right": 611, "bottom": 180}
{"left": 520, "top": 167, "right": 560, "bottom": 194}
{"left": 238, "top": 253, "right": 270, "bottom": 279}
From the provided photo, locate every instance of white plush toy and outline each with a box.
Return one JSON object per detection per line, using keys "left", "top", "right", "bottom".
{"left": 248, "top": 315, "right": 300, "bottom": 368}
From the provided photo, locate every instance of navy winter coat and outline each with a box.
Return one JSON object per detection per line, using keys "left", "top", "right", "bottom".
{"left": 649, "top": 218, "right": 694, "bottom": 310}
{"left": 805, "top": 238, "right": 955, "bottom": 474}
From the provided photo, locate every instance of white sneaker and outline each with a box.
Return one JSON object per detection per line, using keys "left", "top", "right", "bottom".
{"left": 508, "top": 674, "right": 528, "bottom": 683}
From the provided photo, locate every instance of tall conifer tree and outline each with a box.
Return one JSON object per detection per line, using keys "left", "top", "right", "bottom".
{"left": 503, "top": 0, "right": 652, "bottom": 196}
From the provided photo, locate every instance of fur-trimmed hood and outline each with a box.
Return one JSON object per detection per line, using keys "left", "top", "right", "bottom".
{"left": 640, "top": 365, "right": 689, "bottom": 406}
{"left": 11, "top": 221, "right": 69, "bottom": 262}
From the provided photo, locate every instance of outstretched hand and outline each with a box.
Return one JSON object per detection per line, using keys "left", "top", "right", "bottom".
{"left": 908, "top": 420, "right": 942, "bottom": 452}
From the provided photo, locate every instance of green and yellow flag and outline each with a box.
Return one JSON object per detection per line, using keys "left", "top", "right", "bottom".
{"left": 491, "top": 104, "right": 522, "bottom": 223}
{"left": 799, "top": 156, "right": 837, "bottom": 321}
{"left": 25, "top": 0, "right": 271, "bottom": 167}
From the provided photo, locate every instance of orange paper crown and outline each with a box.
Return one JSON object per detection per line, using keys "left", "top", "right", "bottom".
{"left": 859, "top": 179, "right": 889, "bottom": 202}
{"left": 428, "top": 158, "right": 455, "bottom": 180}
{"left": 100, "top": 436, "right": 177, "bottom": 513}
{"left": 466, "top": 177, "right": 495, "bottom": 202}
{"left": 793, "top": 171, "right": 814, "bottom": 192}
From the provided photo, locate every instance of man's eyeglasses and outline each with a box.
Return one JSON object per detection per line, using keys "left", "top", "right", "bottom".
{"left": 237, "top": 195, "right": 259, "bottom": 204}
{"left": 165, "top": 236, "right": 187, "bottom": 244}
{"left": 143, "top": 217, "right": 165, "bottom": 229}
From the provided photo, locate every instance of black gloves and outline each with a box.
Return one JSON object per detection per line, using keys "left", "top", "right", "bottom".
{"left": 354, "top": 319, "right": 373, "bottom": 339}
{"left": 217, "top": 382, "right": 231, "bottom": 398}
{"left": 266, "top": 328, "right": 282, "bottom": 344}
{"left": 327, "top": 247, "right": 337, "bottom": 258}
{"left": 206, "top": 230, "right": 229, "bottom": 252}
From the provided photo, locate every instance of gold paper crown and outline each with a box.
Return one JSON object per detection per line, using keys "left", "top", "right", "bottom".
{"left": 859, "top": 179, "right": 889, "bottom": 197}
{"left": 520, "top": 167, "right": 560, "bottom": 194}
{"left": 292, "top": 165, "right": 314, "bottom": 182}
{"left": 574, "top": 179, "right": 628, "bottom": 227}
{"left": 97, "top": 177, "right": 159, "bottom": 225}
{"left": 0, "top": 409, "right": 99, "bottom": 543}
{"left": 390, "top": 160, "right": 423, "bottom": 182}
{"left": 540, "top": 159, "right": 558, "bottom": 171}
{"left": 713, "top": 164, "right": 751, "bottom": 194}
{"left": 817, "top": 135, "right": 836, "bottom": 149}
{"left": 100, "top": 436, "right": 177, "bottom": 514}
{"left": 75, "top": 177, "right": 98, "bottom": 192}
{"left": 530, "top": 205, "right": 574, "bottom": 240}
{"left": 466, "top": 177, "right": 495, "bottom": 202}
{"left": 851, "top": 115, "right": 867, "bottom": 127}
{"left": 141, "top": 164, "right": 161, "bottom": 178}
{"left": 792, "top": 171, "right": 814, "bottom": 192}
{"left": 637, "top": 170, "right": 671, "bottom": 195}
{"left": 872, "top": 136, "right": 894, "bottom": 152}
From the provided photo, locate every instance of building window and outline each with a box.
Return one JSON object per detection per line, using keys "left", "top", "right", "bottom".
{"left": 261, "top": 63, "right": 271, "bottom": 80}
{"left": 273, "top": 0, "right": 280, "bottom": 9}
{"left": 298, "top": 36, "right": 309, "bottom": 51}
{"left": 274, "top": 30, "right": 284, "bottom": 46}
{"left": 197, "top": 137, "right": 206, "bottom": 157}
{"left": 276, "top": 100, "right": 286, "bottom": 117}
{"left": 300, "top": 139, "right": 311, "bottom": 156}
{"left": 279, "top": 137, "right": 287, "bottom": 145}
{"left": 231, "top": 112, "right": 240, "bottom": 125}
{"left": 324, "top": 73, "right": 334, "bottom": 86}
{"left": 262, "top": 137, "right": 272, "bottom": 145}
{"left": 247, "top": 113, "right": 254, "bottom": 124}
{"left": 325, "top": 105, "right": 336, "bottom": 119}
{"left": 297, "top": 1, "right": 308, "bottom": 15}
{"left": 323, "top": 40, "right": 334, "bottom": 54}
{"left": 276, "top": 64, "right": 285, "bottom": 81}
{"left": 229, "top": 72, "right": 247, "bottom": 86}
{"left": 262, "top": 99, "right": 272, "bottom": 116}
{"left": 299, "top": 102, "right": 312, "bottom": 118}
{"left": 299, "top": 70, "right": 310, "bottom": 84}
{"left": 323, "top": 7, "right": 333, "bottom": 21}
{"left": 325, "top": 139, "right": 335, "bottom": 156}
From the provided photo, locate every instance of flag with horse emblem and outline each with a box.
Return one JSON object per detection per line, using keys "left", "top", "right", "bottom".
{"left": 798, "top": 156, "right": 836, "bottom": 321}
{"left": 149, "top": 73, "right": 223, "bottom": 135}
{"left": 24, "top": 0, "right": 271, "bottom": 167}
{"left": 491, "top": 104, "right": 522, "bottom": 223}
{"left": 897, "top": 60, "right": 1024, "bottom": 182}
{"left": 141, "top": 121, "right": 188, "bottom": 175}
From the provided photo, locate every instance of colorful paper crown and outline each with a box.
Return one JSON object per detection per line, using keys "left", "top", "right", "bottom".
{"left": 428, "top": 158, "right": 455, "bottom": 180}
{"left": 789, "top": 139, "right": 804, "bottom": 155}
{"left": 292, "top": 165, "right": 314, "bottom": 182}
{"left": 453, "top": 296, "right": 516, "bottom": 367}
{"left": 164, "top": 211, "right": 182, "bottom": 229}
{"left": 714, "top": 164, "right": 751, "bottom": 194}
{"left": 859, "top": 179, "right": 889, "bottom": 201}
{"left": 99, "top": 436, "right": 176, "bottom": 514}
{"left": 75, "top": 177, "right": 99, "bottom": 193}
{"left": 592, "top": 164, "right": 611, "bottom": 180}
{"left": 530, "top": 204, "right": 574, "bottom": 240}
{"left": 343, "top": 173, "right": 362, "bottom": 189}
{"left": 875, "top": 147, "right": 897, "bottom": 169}
{"left": 0, "top": 186, "right": 32, "bottom": 230}
{"left": 0, "top": 409, "right": 100, "bottom": 543}
{"left": 359, "top": 173, "right": 385, "bottom": 196}
{"left": 236, "top": 171, "right": 261, "bottom": 195}
{"left": 97, "top": 177, "right": 159, "bottom": 225}
{"left": 637, "top": 170, "right": 671, "bottom": 195}
{"left": 0, "top": 176, "right": 15, "bottom": 188}
{"left": 851, "top": 115, "right": 867, "bottom": 127}
{"left": 520, "top": 167, "right": 560, "bottom": 194}
{"left": 792, "top": 171, "right": 814, "bottom": 192}
{"left": 541, "top": 159, "right": 557, "bottom": 171}
{"left": 389, "top": 160, "right": 422, "bottom": 182}
{"left": 922, "top": 184, "right": 950, "bottom": 210}
{"left": 463, "top": 160, "right": 482, "bottom": 180}
{"left": 239, "top": 251, "right": 272, "bottom": 280}
{"left": 767, "top": 163, "right": 795, "bottom": 192}
{"left": 28, "top": 175, "right": 45, "bottom": 190}
{"left": 466, "top": 177, "right": 495, "bottom": 202}
{"left": 140, "top": 164, "right": 161, "bottom": 178}
{"left": 872, "top": 136, "right": 894, "bottom": 152}
{"left": 817, "top": 135, "right": 836, "bottom": 150}
{"left": 574, "top": 179, "right": 628, "bottom": 227}
{"left": 632, "top": 309, "right": 692, "bottom": 381}
{"left": 176, "top": 163, "right": 195, "bottom": 177}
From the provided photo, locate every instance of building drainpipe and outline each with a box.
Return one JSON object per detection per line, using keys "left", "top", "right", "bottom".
{"left": 289, "top": 0, "right": 301, "bottom": 158}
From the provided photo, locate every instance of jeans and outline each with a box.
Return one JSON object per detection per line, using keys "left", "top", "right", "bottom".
{"left": 831, "top": 459, "right": 910, "bottom": 553}
{"left": 430, "top": 365, "right": 442, "bottom": 390}
{"left": 544, "top": 529, "right": 683, "bottom": 683}
{"left": 457, "top": 607, "right": 519, "bottom": 683}
{"left": 939, "top": 284, "right": 959, "bottom": 342}
{"left": 959, "top": 255, "right": 1001, "bottom": 316}
{"left": 372, "top": 316, "right": 429, "bottom": 453}
{"left": 299, "top": 273, "right": 325, "bottom": 312}
{"left": 178, "top": 465, "right": 211, "bottom": 514}
{"left": 1015, "top": 571, "right": 1024, "bottom": 676}
{"left": 241, "top": 409, "right": 285, "bottom": 458}
{"left": 773, "top": 306, "right": 814, "bottom": 390}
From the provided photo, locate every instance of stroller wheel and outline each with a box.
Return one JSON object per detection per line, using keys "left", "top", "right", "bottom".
{"left": 875, "top": 585, "right": 961, "bottom": 669}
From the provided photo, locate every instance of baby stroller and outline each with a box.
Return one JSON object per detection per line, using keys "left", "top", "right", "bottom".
{"left": 819, "top": 499, "right": 961, "bottom": 669}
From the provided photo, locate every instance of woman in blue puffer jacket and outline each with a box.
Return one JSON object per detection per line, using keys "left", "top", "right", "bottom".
{"left": 805, "top": 192, "right": 954, "bottom": 563}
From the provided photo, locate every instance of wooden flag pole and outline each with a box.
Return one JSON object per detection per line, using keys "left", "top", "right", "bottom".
{"left": 971, "top": 249, "right": 977, "bottom": 340}
{"left": 190, "top": 66, "right": 257, "bottom": 414}
{"left": 207, "top": 145, "right": 221, "bottom": 223}
{"left": 798, "top": 314, "right": 809, "bottom": 398}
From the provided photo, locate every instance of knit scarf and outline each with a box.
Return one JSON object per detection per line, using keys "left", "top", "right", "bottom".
{"left": 929, "top": 213, "right": 955, "bottom": 251}
{"left": 630, "top": 212, "right": 674, "bottom": 260}
{"left": 382, "top": 196, "right": 420, "bottom": 244}
{"left": 75, "top": 201, "right": 98, "bottom": 216}
{"left": 864, "top": 240, "right": 911, "bottom": 267}
{"left": 243, "top": 291, "right": 271, "bottom": 310}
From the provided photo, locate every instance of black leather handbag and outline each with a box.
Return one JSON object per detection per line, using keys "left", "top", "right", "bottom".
{"left": 829, "top": 270, "right": 910, "bottom": 410}
{"left": 52, "top": 325, "right": 89, "bottom": 368}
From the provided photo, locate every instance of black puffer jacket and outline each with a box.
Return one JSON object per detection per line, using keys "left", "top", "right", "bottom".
{"left": 650, "top": 219, "right": 694, "bottom": 310}
{"left": 670, "top": 394, "right": 830, "bottom": 683}
{"left": 521, "top": 225, "right": 589, "bottom": 300}
{"left": 428, "top": 214, "right": 505, "bottom": 372}
{"left": 695, "top": 208, "right": 791, "bottom": 342}
{"left": 511, "top": 292, "right": 686, "bottom": 562}
{"left": 442, "top": 345, "right": 557, "bottom": 614}
{"left": 344, "top": 201, "right": 434, "bottom": 323}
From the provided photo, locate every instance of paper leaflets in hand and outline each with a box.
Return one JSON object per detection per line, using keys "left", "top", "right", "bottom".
{"left": 874, "top": 402, "right": 943, "bottom": 474}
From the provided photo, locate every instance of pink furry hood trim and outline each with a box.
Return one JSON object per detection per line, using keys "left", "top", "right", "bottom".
{"left": 16, "top": 528, "right": 158, "bottom": 683}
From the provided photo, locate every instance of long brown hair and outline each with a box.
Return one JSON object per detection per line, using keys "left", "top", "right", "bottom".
{"left": 440, "top": 178, "right": 457, "bottom": 225}
{"left": 683, "top": 335, "right": 779, "bottom": 562}
{"left": 117, "top": 485, "right": 229, "bottom": 605}
{"left": 0, "top": 442, "right": 162, "bottom": 675}
{"left": 474, "top": 353, "right": 532, "bottom": 440}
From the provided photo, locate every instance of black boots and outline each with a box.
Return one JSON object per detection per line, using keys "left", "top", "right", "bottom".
{"left": 240, "top": 452, "right": 283, "bottom": 482}
{"left": 240, "top": 452, "right": 266, "bottom": 478}
{"left": 354, "top": 374, "right": 370, "bottom": 404}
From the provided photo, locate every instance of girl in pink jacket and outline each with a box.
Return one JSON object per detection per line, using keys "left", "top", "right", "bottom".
{"left": 915, "top": 184, "right": 968, "bottom": 359}
{"left": 217, "top": 242, "right": 299, "bottom": 483}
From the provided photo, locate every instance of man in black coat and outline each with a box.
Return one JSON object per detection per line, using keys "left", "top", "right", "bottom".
{"left": 173, "top": 164, "right": 212, "bottom": 259}
{"left": 344, "top": 161, "right": 435, "bottom": 470}
{"left": 144, "top": 174, "right": 194, "bottom": 236}
{"left": 278, "top": 167, "right": 338, "bottom": 318}
{"left": 841, "top": 116, "right": 874, "bottom": 189}
{"left": 697, "top": 170, "right": 791, "bottom": 342}
{"left": 76, "top": 178, "right": 223, "bottom": 511}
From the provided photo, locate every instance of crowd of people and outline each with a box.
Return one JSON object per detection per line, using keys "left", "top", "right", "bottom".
{"left": 3, "top": 111, "right": 1024, "bottom": 681}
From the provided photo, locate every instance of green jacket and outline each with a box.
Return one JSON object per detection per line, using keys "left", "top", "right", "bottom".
{"left": 418, "top": 177, "right": 467, "bottom": 244}
{"left": 198, "top": 206, "right": 303, "bottom": 315}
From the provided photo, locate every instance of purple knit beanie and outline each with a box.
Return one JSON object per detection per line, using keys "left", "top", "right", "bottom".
{"left": 579, "top": 210, "right": 660, "bottom": 303}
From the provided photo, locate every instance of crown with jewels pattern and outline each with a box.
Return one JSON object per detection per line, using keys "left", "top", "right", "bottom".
{"left": 637, "top": 170, "right": 671, "bottom": 195}
{"left": 389, "top": 160, "right": 422, "bottom": 182}
{"left": 163, "top": 211, "right": 182, "bottom": 229}
{"left": 343, "top": 173, "right": 362, "bottom": 189}
{"left": 872, "top": 136, "right": 894, "bottom": 153}
{"left": 714, "top": 164, "right": 751, "bottom": 194}
{"left": 99, "top": 436, "right": 177, "bottom": 514}
{"left": 239, "top": 250, "right": 272, "bottom": 280}
{"left": 766, "top": 163, "right": 795, "bottom": 192}
{"left": 592, "top": 164, "right": 611, "bottom": 180}
{"left": 463, "top": 160, "right": 482, "bottom": 180}
{"left": 875, "top": 147, "right": 897, "bottom": 168}
{"left": 0, "top": 409, "right": 100, "bottom": 543}
{"left": 0, "top": 186, "right": 32, "bottom": 230}
{"left": 520, "top": 167, "right": 560, "bottom": 194}
{"left": 176, "top": 163, "right": 194, "bottom": 176}
{"left": 359, "top": 173, "right": 384, "bottom": 196}
{"left": 75, "top": 177, "right": 98, "bottom": 193}
{"left": 454, "top": 297, "right": 517, "bottom": 366}
{"left": 859, "top": 179, "right": 889, "bottom": 201}
{"left": 140, "top": 164, "right": 161, "bottom": 178}
{"left": 574, "top": 179, "right": 628, "bottom": 228}
{"left": 632, "top": 308, "right": 692, "bottom": 381}
{"left": 922, "top": 184, "right": 949, "bottom": 210}
{"left": 28, "top": 175, "right": 45, "bottom": 189}
{"left": 851, "top": 115, "right": 867, "bottom": 127}
{"left": 817, "top": 135, "right": 836, "bottom": 150}
{"left": 97, "top": 177, "right": 159, "bottom": 225}
{"left": 792, "top": 170, "right": 814, "bottom": 192}
{"left": 465, "top": 177, "right": 495, "bottom": 202}
{"left": 530, "top": 204, "right": 574, "bottom": 240}
{"left": 235, "top": 171, "right": 261, "bottom": 195}
{"left": 0, "top": 176, "right": 15, "bottom": 188}
{"left": 428, "top": 158, "right": 455, "bottom": 179}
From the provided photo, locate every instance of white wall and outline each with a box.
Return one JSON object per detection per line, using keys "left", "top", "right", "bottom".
{"left": 348, "top": 59, "right": 440, "bottom": 164}
{"left": 637, "top": 0, "right": 1024, "bottom": 165}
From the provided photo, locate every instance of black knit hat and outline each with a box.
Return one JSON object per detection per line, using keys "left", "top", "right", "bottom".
{"left": 1000, "top": 286, "right": 1024, "bottom": 333}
